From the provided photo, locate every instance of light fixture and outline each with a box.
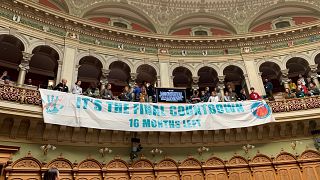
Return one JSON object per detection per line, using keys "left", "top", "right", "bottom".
{"left": 150, "top": 148, "right": 163, "bottom": 157}
{"left": 290, "top": 141, "right": 302, "bottom": 150}
{"left": 242, "top": 144, "right": 255, "bottom": 154}
{"left": 99, "top": 147, "right": 112, "bottom": 157}
{"left": 40, "top": 144, "right": 56, "bottom": 155}
{"left": 197, "top": 146, "right": 209, "bottom": 155}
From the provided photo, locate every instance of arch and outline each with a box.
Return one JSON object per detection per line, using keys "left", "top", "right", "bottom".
{"left": 106, "top": 158, "right": 129, "bottom": 169}
{"left": 299, "top": 149, "right": 320, "bottom": 160}
{"left": 247, "top": 2, "right": 320, "bottom": 31}
{"left": 136, "top": 64, "right": 158, "bottom": 84}
{"left": 256, "top": 59, "right": 284, "bottom": 71}
{"left": 197, "top": 66, "right": 219, "bottom": 89}
{"left": 132, "top": 159, "right": 154, "bottom": 169}
{"left": 0, "top": 30, "right": 29, "bottom": 51}
{"left": 194, "top": 63, "right": 220, "bottom": 76}
{"left": 283, "top": 53, "right": 313, "bottom": 68}
{"left": 169, "top": 63, "right": 195, "bottom": 77}
{"left": 12, "top": 156, "right": 42, "bottom": 169}
{"left": 311, "top": 49, "right": 320, "bottom": 64}
{"left": 228, "top": 155, "right": 248, "bottom": 165}
{"left": 27, "top": 40, "right": 63, "bottom": 61}
{"left": 133, "top": 61, "right": 159, "bottom": 76}
{"left": 106, "top": 56, "right": 134, "bottom": 73}
{"left": 205, "top": 156, "right": 225, "bottom": 167}
{"left": 46, "top": 157, "right": 73, "bottom": 169}
{"left": 167, "top": 12, "right": 237, "bottom": 34}
{"left": 251, "top": 154, "right": 273, "bottom": 164}
{"left": 219, "top": 62, "right": 246, "bottom": 76}
{"left": 180, "top": 157, "right": 202, "bottom": 168}
{"left": 78, "top": 159, "right": 102, "bottom": 169}
{"left": 80, "top": 2, "right": 157, "bottom": 33}
{"left": 274, "top": 151, "right": 297, "bottom": 162}
{"left": 156, "top": 158, "right": 178, "bottom": 169}
{"left": 172, "top": 66, "right": 193, "bottom": 88}
{"left": 76, "top": 52, "right": 106, "bottom": 69}
{"left": 78, "top": 56, "right": 103, "bottom": 84}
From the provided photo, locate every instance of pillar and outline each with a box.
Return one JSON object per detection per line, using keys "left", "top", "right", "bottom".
{"left": 156, "top": 76, "right": 161, "bottom": 87}
{"left": 309, "top": 64, "right": 320, "bottom": 88}
{"left": 61, "top": 44, "right": 77, "bottom": 88}
{"left": 17, "top": 52, "right": 33, "bottom": 87}
{"left": 192, "top": 76, "right": 199, "bottom": 90}
{"left": 129, "top": 73, "right": 137, "bottom": 87}
{"left": 56, "top": 60, "right": 63, "bottom": 85}
{"left": 281, "top": 69, "right": 290, "bottom": 89}
{"left": 243, "top": 58, "right": 265, "bottom": 95}
{"left": 218, "top": 75, "right": 225, "bottom": 102}
{"left": 170, "top": 76, "right": 174, "bottom": 88}
{"left": 73, "top": 65, "right": 80, "bottom": 84}
{"left": 258, "top": 72, "right": 266, "bottom": 96}
{"left": 243, "top": 74, "right": 251, "bottom": 94}
{"left": 158, "top": 58, "right": 170, "bottom": 88}
{"left": 100, "top": 69, "right": 110, "bottom": 91}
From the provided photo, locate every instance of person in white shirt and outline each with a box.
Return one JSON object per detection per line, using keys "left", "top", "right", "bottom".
{"left": 224, "top": 91, "right": 231, "bottom": 102}
{"left": 72, "top": 80, "right": 82, "bottom": 95}
{"left": 208, "top": 91, "right": 220, "bottom": 102}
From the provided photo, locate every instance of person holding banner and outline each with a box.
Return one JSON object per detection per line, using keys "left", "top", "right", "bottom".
{"left": 249, "top": 87, "right": 261, "bottom": 100}
{"left": 101, "top": 83, "right": 114, "bottom": 100}
{"left": 85, "top": 82, "right": 100, "bottom": 98}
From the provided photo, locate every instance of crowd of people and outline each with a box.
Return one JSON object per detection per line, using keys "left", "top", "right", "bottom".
{"left": 1, "top": 69, "right": 320, "bottom": 103}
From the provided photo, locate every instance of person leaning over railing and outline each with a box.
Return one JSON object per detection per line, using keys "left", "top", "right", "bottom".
{"left": 101, "top": 83, "right": 114, "bottom": 100}
{"left": 249, "top": 87, "right": 262, "bottom": 100}
{"left": 54, "top": 79, "right": 69, "bottom": 92}
{"left": 119, "top": 85, "right": 132, "bottom": 101}
{"left": 85, "top": 82, "right": 100, "bottom": 98}
{"left": 71, "top": 80, "right": 82, "bottom": 95}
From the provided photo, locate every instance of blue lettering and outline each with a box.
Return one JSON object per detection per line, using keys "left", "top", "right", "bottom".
{"left": 216, "top": 104, "right": 224, "bottom": 114}
{"left": 106, "top": 101, "right": 113, "bottom": 112}
{"left": 236, "top": 103, "right": 245, "bottom": 112}
{"left": 133, "top": 104, "right": 139, "bottom": 114}
{"left": 170, "top": 106, "right": 177, "bottom": 116}
{"left": 208, "top": 104, "right": 216, "bottom": 114}
{"left": 76, "top": 97, "right": 81, "bottom": 108}
{"left": 93, "top": 100, "right": 102, "bottom": 111}
{"left": 82, "top": 98, "right": 90, "bottom": 109}
{"left": 178, "top": 106, "right": 185, "bottom": 116}
{"left": 114, "top": 102, "right": 122, "bottom": 113}
{"left": 142, "top": 119, "right": 150, "bottom": 127}
{"left": 186, "top": 105, "right": 193, "bottom": 115}
{"left": 123, "top": 103, "right": 129, "bottom": 114}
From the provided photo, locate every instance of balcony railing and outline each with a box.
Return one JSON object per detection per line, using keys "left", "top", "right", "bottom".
{"left": 1, "top": 84, "right": 320, "bottom": 113}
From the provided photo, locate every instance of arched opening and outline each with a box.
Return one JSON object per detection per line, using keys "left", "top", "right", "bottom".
{"left": 259, "top": 62, "right": 283, "bottom": 93}
{"left": 223, "top": 65, "right": 245, "bottom": 94}
{"left": 78, "top": 56, "right": 103, "bottom": 90}
{"left": 108, "top": 61, "right": 131, "bottom": 95}
{"left": 286, "top": 57, "right": 310, "bottom": 82}
{"left": 136, "top": 64, "right": 157, "bottom": 85}
{"left": 0, "top": 35, "right": 24, "bottom": 82}
{"left": 173, "top": 66, "right": 192, "bottom": 97}
{"left": 28, "top": 45, "right": 59, "bottom": 88}
{"left": 197, "top": 66, "right": 218, "bottom": 91}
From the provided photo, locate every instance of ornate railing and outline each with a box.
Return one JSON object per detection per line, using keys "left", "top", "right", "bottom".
{"left": 1, "top": 84, "right": 320, "bottom": 113}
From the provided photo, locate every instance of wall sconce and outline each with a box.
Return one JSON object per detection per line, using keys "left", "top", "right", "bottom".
{"left": 197, "top": 146, "right": 209, "bottom": 155}
{"left": 290, "top": 141, "right": 302, "bottom": 150}
{"left": 242, "top": 144, "right": 255, "bottom": 154}
{"left": 99, "top": 147, "right": 112, "bottom": 157}
{"left": 150, "top": 148, "right": 163, "bottom": 157}
{"left": 40, "top": 144, "right": 56, "bottom": 155}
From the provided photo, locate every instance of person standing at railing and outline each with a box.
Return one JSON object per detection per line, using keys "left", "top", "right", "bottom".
{"left": 132, "top": 82, "right": 141, "bottom": 102}
{"left": 71, "top": 80, "right": 82, "bottom": 95}
{"left": 119, "top": 85, "right": 132, "bottom": 101}
{"left": 54, "top": 79, "right": 69, "bottom": 92}
{"left": 85, "top": 82, "right": 100, "bottom": 98}
{"left": 288, "top": 79, "right": 297, "bottom": 93}
{"left": 101, "top": 83, "right": 114, "bottom": 100}
{"left": 208, "top": 91, "right": 220, "bottom": 102}
{"left": 139, "top": 85, "right": 148, "bottom": 102}
{"left": 264, "top": 78, "right": 274, "bottom": 100}
{"left": 249, "top": 87, "right": 261, "bottom": 100}
{"left": 238, "top": 88, "right": 247, "bottom": 101}
{"left": 308, "top": 83, "right": 320, "bottom": 96}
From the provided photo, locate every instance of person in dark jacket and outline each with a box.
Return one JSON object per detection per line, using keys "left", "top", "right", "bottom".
{"left": 264, "top": 78, "right": 273, "bottom": 100}
{"left": 54, "top": 79, "right": 69, "bottom": 92}
{"left": 101, "top": 83, "right": 114, "bottom": 100}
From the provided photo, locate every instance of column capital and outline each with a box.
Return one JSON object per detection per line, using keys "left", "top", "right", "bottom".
{"left": 281, "top": 69, "right": 289, "bottom": 77}
{"left": 192, "top": 76, "right": 200, "bottom": 84}
{"left": 57, "top": 60, "right": 63, "bottom": 66}
{"left": 130, "top": 73, "right": 137, "bottom": 80}
{"left": 258, "top": 72, "right": 263, "bottom": 77}
{"left": 309, "top": 64, "right": 318, "bottom": 73}
{"left": 22, "top": 52, "right": 33, "bottom": 61}
{"left": 75, "top": 64, "right": 81, "bottom": 69}
{"left": 218, "top": 75, "right": 225, "bottom": 83}
{"left": 101, "top": 69, "right": 110, "bottom": 78}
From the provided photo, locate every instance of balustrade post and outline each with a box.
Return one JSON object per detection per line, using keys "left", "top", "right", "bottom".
{"left": 309, "top": 65, "right": 320, "bottom": 88}
{"left": 243, "top": 74, "right": 251, "bottom": 94}
{"left": 218, "top": 75, "right": 225, "bottom": 102}
{"left": 17, "top": 52, "right": 33, "bottom": 87}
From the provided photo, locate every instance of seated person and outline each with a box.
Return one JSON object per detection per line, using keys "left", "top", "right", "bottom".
{"left": 308, "top": 83, "right": 320, "bottom": 96}
{"left": 85, "top": 82, "right": 100, "bottom": 98}
{"left": 54, "top": 79, "right": 69, "bottom": 92}
{"left": 119, "top": 85, "right": 132, "bottom": 101}
{"left": 208, "top": 91, "right": 220, "bottom": 102}
{"left": 190, "top": 90, "right": 201, "bottom": 104}
{"left": 284, "top": 88, "right": 295, "bottom": 99}
{"left": 288, "top": 79, "right": 297, "bottom": 92}
{"left": 249, "top": 87, "right": 261, "bottom": 100}
{"left": 101, "top": 83, "right": 114, "bottom": 100}
{"left": 296, "top": 87, "right": 305, "bottom": 98}
{"left": 297, "top": 80, "right": 308, "bottom": 95}
{"left": 224, "top": 91, "right": 231, "bottom": 102}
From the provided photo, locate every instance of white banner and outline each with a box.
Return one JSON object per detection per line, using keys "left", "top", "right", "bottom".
{"left": 40, "top": 89, "right": 275, "bottom": 132}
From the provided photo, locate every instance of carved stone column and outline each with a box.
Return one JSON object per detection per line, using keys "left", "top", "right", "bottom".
{"left": 56, "top": 60, "right": 63, "bottom": 84}
{"left": 192, "top": 76, "right": 200, "bottom": 90}
{"left": 156, "top": 76, "right": 161, "bottom": 87}
{"left": 17, "top": 52, "right": 33, "bottom": 87}
{"left": 100, "top": 69, "right": 110, "bottom": 91}
{"left": 129, "top": 73, "right": 137, "bottom": 87}
{"left": 218, "top": 75, "right": 225, "bottom": 102}
{"left": 281, "top": 69, "right": 290, "bottom": 90}
{"left": 258, "top": 72, "right": 266, "bottom": 96}
{"left": 73, "top": 64, "right": 81, "bottom": 85}
{"left": 243, "top": 74, "right": 251, "bottom": 93}
{"left": 309, "top": 64, "right": 320, "bottom": 87}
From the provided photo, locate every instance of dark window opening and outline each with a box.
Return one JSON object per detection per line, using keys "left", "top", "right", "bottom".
{"left": 194, "top": 30, "right": 208, "bottom": 36}
{"left": 275, "top": 21, "right": 291, "bottom": 29}
{"left": 113, "top": 22, "right": 128, "bottom": 29}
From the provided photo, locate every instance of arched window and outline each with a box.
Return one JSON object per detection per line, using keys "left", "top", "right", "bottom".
{"left": 194, "top": 30, "right": 208, "bottom": 36}
{"left": 275, "top": 21, "right": 291, "bottom": 29}
{"left": 113, "top": 22, "right": 128, "bottom": 29}
{"left": 110, "top": 17, "right": 132, "bottom": 29}
{"left": 191, "top": 26, "right": 211, "bottom": 36}
{"left": 272, "top": 17, "right": 295, "bottom": 29}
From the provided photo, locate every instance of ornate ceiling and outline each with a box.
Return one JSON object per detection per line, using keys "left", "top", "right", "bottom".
{"left": 32, "top": 0, "right": 320, "bottom": 34}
